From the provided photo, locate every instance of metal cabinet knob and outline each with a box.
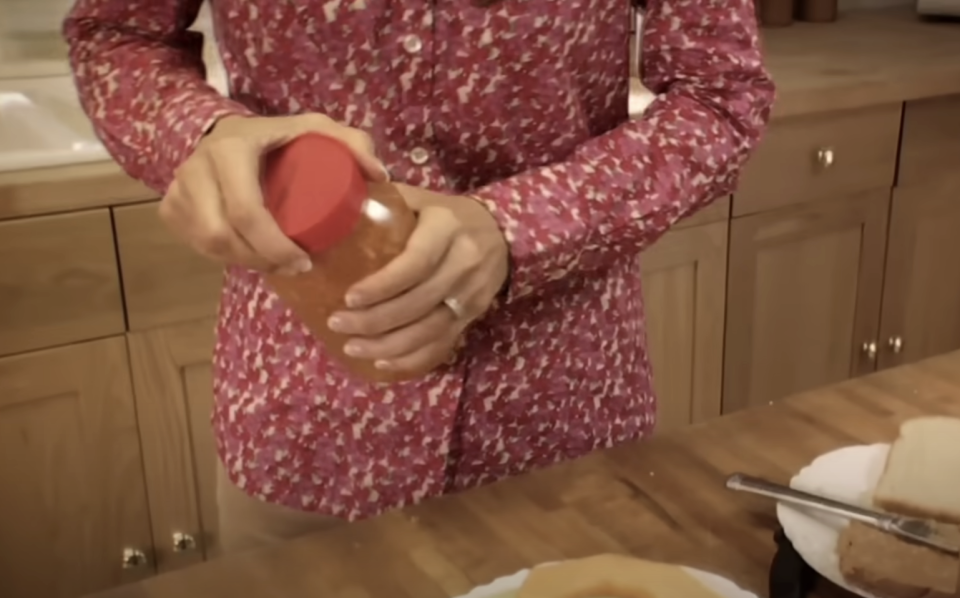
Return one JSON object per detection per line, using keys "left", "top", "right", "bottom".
{"left": 861, "top": 341, "right": 878, "bottom": 360}
{"left": 172, "top": 532, "right": 197, "bottom": 552}
{"left": 887, "top": 336, "right": 904, "bottom": 354}
{"left": 816, "top": 147, "right": 835, "bottom": 169}
{"left": 122, "top": 548, "right": 148, "bottom": 569}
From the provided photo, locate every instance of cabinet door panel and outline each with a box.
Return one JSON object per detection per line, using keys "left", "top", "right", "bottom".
{"left": 0, "top": 338, "right": 154, "bottom": 598}
{"left": 127, "top": 320, "right": 218, "bottom": 572}
{"left": 0, "top": 209, "right": 124, "bottom": 356}
{"left": 879, "top": 175, "right": 960, "bottom": 369}
{"left": 114, "top": 202, "right": 223, "bottom": 331}
{"left": 723, "top": 191, "right": 889, "bottom": 412}
{"left": 641, "top": 221, "right": 728, "bottom": 432}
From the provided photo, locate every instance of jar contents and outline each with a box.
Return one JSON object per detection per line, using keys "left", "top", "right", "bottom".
{"left": 262, "top": 133, "right": 418, "bottom": 383}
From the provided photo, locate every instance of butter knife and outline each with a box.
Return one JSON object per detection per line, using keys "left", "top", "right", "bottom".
{"left": 726, "top": 473, "right": 960, "bottom": 555}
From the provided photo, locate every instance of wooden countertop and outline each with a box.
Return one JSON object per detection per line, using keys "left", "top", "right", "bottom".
{"left": 0, "top": 161, "right": 154, "bottom": 221}
{"left": 87, "top": 350, "right": 960, "bottom": 598}
{"left": 3, "top": 8, "right": 959, "bottom": 222}
{"left": 764, "top": 9, "right": 960, "bottom": 118}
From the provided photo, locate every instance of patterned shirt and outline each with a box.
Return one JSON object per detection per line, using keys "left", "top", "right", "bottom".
{"left": 65, "top": 0, "right": 774, "bottom": 520}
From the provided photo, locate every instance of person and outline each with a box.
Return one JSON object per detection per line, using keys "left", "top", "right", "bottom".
{"left": 64, "top": 0, "right": 775, "bottom": 554}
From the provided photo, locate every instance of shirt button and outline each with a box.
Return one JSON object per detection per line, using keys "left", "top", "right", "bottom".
{"left": 409, "top": 147, "right": 430, "bottom": 165}
{"left": 402, "top": 34, "right": 423, "bottom": 54}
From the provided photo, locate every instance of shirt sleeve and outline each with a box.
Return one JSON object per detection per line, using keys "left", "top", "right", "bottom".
{"left": 63, "top": 0, "right": 254, "bottom": 193}
{"left": 472, "top": 0, "right": 776, "bottom": 304}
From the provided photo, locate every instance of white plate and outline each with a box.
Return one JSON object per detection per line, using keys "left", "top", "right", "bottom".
{"left": 777, "top": 443, "right": 890, "bottom": 598}
{"left": 456, "top": 563, "right": 758, "bottom": 598}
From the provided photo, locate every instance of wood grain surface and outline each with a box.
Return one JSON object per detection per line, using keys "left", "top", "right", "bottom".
{"left": 86, "top": 350, "right": 960, "bottom": 598}
{"left": 763, "top": 10, "right": 960, "bottom": 118}
{"left": 2, "top": 8, "right": 960, "bottom": 221}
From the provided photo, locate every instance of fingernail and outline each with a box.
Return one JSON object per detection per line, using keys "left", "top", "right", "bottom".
{"left": 343, "top": 343, "right": 363, "bottom": 357}
{"left": 327, "top": 315, "right": 345, "bottom": 332}
{"left": 374, "top": 360, "right": 392, "bottom": 370}
{"left": 279, "top": 258, "right": 312, "bottom": 276}
{"left": 345, "top": 292, "right": 363, "bottom": 308}
{"left": 294, "top": 258, "right": 313, "bottom": 273}
{"left": 380, "top": 163, "right": 392, "bottom": 181}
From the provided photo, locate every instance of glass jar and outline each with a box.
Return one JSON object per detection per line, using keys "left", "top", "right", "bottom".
{"left": 263, "top": 133, "right": 418, "bottom": 383}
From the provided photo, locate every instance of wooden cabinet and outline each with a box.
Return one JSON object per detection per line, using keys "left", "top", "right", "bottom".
{"left": 0, "top": 209, "right": 124, "bottom": 357}
{"left": 0, "top": 338, "right": 154, "bottom": 598}
{"left": 732, "top": 104, "right": 900, "bottom": 216}
{"left": 128, "top": 320, "right": 219, "bottom": 571}
{"left": 723, "top": 191, "right": 890, "bottom": 412}
{"left": 2, "top": 82, "right": 960, "bottom": 598}
{"left": 641, "top": 221, "right": 727, "bottom": 433}
{"left": 878, "top": 175, "right": 960, "bottom": 370}
{"left": 114, "top": 203, "right": 223, "bottom": 331}
{"left": 897, "top": 95, "right": 960, "bottom": 187}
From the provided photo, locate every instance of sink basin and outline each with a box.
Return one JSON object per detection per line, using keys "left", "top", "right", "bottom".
{"left": 0, "top": 77, "right": 108, "bottom": 172}
{"left": 0, "top": 61, "right": 228, "bottom": 173}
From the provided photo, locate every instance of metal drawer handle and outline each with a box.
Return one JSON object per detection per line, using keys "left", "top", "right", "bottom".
{"left": 122, "top": 548, "right": 148, "bottom": 569}
{"left": 816, "top": 147, "right": 835, "bottom": 169}
{"left": 888, "top": 336, "right": 904, "bottom": 354}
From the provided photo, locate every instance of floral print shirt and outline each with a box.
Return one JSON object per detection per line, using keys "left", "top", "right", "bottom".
{"left": 65, "top": 0, "right": 774, "bottom": 520}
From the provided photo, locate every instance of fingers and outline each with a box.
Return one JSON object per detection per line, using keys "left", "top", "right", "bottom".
{"left": 205, "top": 136, "right": 312, "bottom": 272}
{"left": 346, "top": 206, "right": 459, "bottom": 307}
{"left": 373, "top": 336, "right": 458, "bottom": 373}
{"left": 331, "top": 233, "right": 482, "bottom": 336}
{"left": 332, "top": 125, "right": 390, "bottom": 183}
{"left": 161, "top": 112, "right": 388, "bottom": 272}
{"left": 288, "top": 114, "right": 387, "bottom": 182}
{"left": 341, "top": 306, "right": 457, "bottom": 363}
{"left": 162, "top": 161, "right": 267, "bottom": 270}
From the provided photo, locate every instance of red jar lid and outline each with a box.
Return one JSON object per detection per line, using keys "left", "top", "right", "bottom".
{"left": 263, "top": 133, "right": 367, "bottom": 255}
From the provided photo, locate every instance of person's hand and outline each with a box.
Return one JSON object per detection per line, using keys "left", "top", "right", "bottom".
{"left": 159, "top": 113, "right": 387, "bottom": 275}
{"left": 327, "top": 184, "right": 509, "bottom": 373}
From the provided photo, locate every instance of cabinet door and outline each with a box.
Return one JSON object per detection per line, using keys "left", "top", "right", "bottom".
{"left": 878, "top": 175, "right": 960, "bottom": 369}
{"left": 641, "top": 221, "right": 728, "bottom": 433}
{"left": 0, "top": 209, "right": 125, "bottom": 357}
{"left": 0, "top": 338, "right": 154, "bottom": 598}
{"left": 723, "top": 191, "right": 889, "bottom": 412}
{"left": 127, "top": 319, "right": 217, "bottom": 572}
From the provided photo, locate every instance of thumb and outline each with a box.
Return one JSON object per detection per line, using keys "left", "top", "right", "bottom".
{"left": 333, "top": 127, "right": 390, "bottom": 183}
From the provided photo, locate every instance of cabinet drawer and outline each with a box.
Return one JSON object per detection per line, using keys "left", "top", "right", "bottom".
{"left": 0, "top": 209, "right": 125, "bottom": 356}
{"left": 898, "top": 95, "right": 960, "bottom": 187}
{"left": 114, "top": 202, "right": 223, "bottom": 331}
{"left": 733, "top": 104, "right": 901, "bottom": 216}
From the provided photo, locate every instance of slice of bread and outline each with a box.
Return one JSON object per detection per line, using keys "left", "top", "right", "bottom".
{"left": 872, "top": 416, "right": 960, "bottom": 524}
{"left": 838, "top": 522, "right": 958, "bottom": 598}
{"left": 837, "top": 416, "right": 960, "bottom": 598}
{"left": 515, "top": 554, "right": 725, "bottom": 598}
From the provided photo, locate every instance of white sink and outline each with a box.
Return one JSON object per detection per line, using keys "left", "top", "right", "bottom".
{"left": 0, "top": 77, "right": 108, "bottom": 172}
{"left": 0, "top": 63, "right": 229, "bottom": 173}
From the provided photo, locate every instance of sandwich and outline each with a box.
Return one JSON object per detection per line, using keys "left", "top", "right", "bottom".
{"left": 514, "top": 554, "right": 726, "bottom": 598}
{"left": 837, "top": 416, "right": 960, "bottom": 598}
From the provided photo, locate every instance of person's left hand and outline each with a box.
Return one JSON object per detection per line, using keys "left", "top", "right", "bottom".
{"left": 326, "top": 184, "right": 509, "bottom": 373}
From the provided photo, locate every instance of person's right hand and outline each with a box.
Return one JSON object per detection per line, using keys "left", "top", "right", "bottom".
{"left": 159, "top": 113, "right": 388, "bottom": 275}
